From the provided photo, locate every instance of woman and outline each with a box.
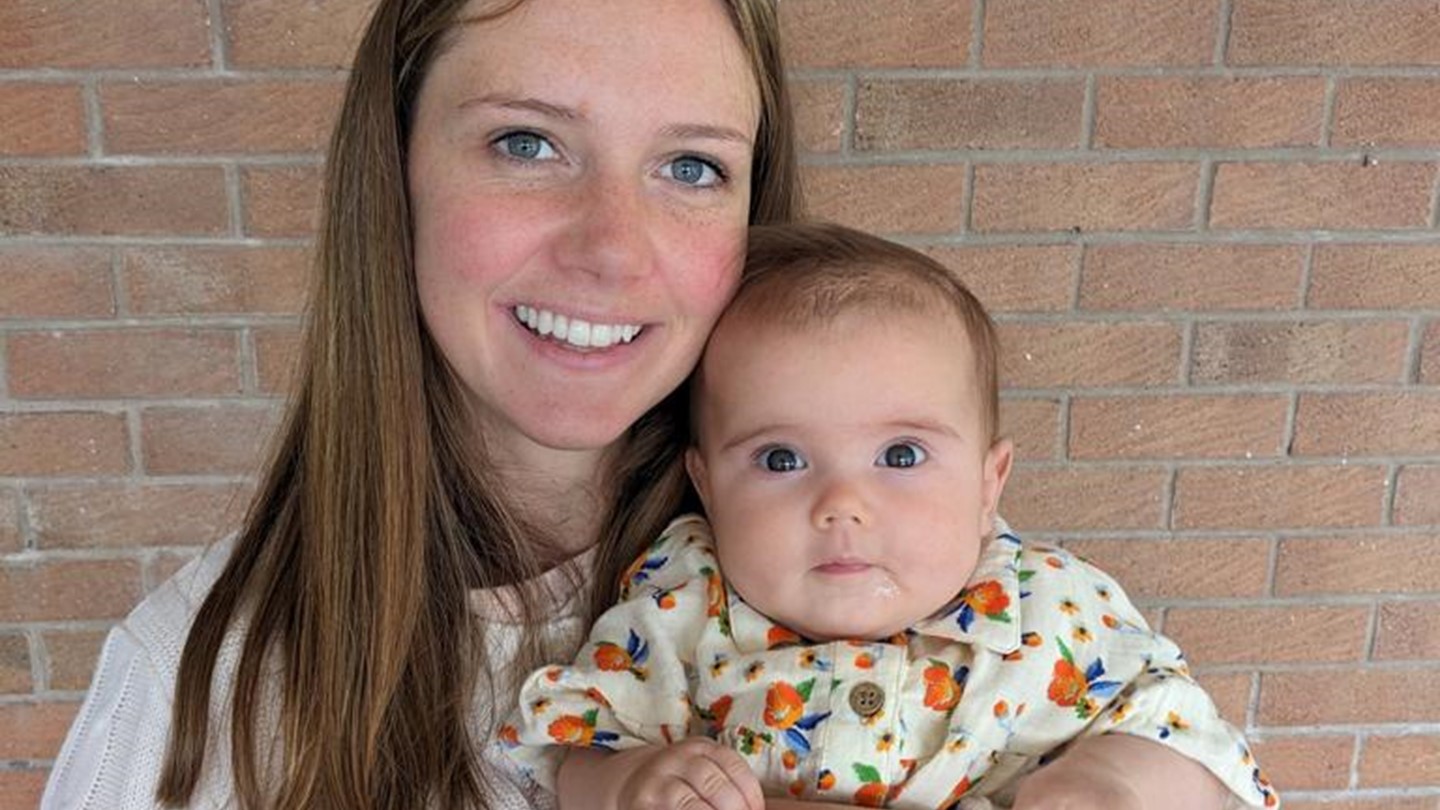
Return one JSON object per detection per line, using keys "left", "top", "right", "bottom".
{"left": 42, "top": 0, "right": 798, "bottom": 807}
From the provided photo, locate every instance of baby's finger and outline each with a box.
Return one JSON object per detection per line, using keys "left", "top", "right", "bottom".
{"left": 674, "top": 754, "right": 754, "bottom": 810}
{"left": 703, "top": 745, "right": 765, "bottom": 810}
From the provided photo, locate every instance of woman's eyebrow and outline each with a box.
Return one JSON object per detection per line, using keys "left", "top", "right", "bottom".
{"left": 457, "top": 93, "right": 581, "bottom": 120}
{"left": 661, "top": 123, "right": 754, "bottom": 146}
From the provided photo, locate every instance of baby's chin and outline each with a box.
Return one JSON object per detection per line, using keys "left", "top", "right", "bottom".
{"left": 785, "top": 615, "right": 919, "bottom": 644}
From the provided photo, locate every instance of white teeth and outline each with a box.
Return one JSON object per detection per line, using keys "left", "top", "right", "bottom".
{"left": 514, "top": 305, "right": 643, "bottom": 349}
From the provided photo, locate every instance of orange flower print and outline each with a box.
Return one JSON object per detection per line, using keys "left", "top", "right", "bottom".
{"left": 1046, "top": 637, "right": 1121, "bottom": 720}
{"left": 1073, "top": 626, "right": 1093, "bottom": 644}
{"left": 496, "top": 724, "right": 519, "bottom": 748}
{"left": 876, "top": 731, "right": 895, "bottom": 752}
{"left": 955, "top": 579, "right": 1012, "bottom": 631}
{"left": 1102, "top": 614, "right": 1120, "bottom": 630}
{"left": 547, "top": 709, "right": 618, "bottom": 749}
{"left": 1022, "top": 631, "right": 1042, "bottom": 647}
{"left": 701, "top": 566, "right": 731, "bottom": 636}
{"left": 923, "top": 659, "right": 967, "bottom": 712}
{"left": 768, "top": 625, "right": 802, "bottom": 649}
{"left": 745, "top": 661, "right": 766, "bottom": 682}
{"left": 543, "top": 666, "right": 563, "bottom": 682}
{"left": 1058, "top": 598, "right": 1080, "bottom": 615}
{"left": 694, "top": 694, "right": 732, "bottom": 737}
{"left": 1044, "top": 555, "right": 1065, "bottom": 569}
{"left": 852, "top": 763, "right": 887, "bottom": 808}
{"left": 591, "top": 629, "right": 650, "bottom": 681}
{"left": 854, "top": 651, "right": 875, "bottom": 669}
{"left": 941, "top": 776, "right": 972, "bottom": 808}
{"left": 765, "top": 679, "right": 831, "bottom": 757}
{"left": 620, "top": 549, "right": 667, "bottom": 597}
{"left": 1158, "top": 710, "right": 1190, "bottom": 739}
{"left": 817, "top": 769, "right": 836, "bottom": 791}
{"left": 709, "top": 654, "right": 729, "bottom": 678}
{"left": 993, "top": 699, "right": 1009, "bottom": 718}
{"left": 651, "top": 588, "right": 677, "bottom": 610}
{"left": 736, "top": 725, "right": 773, "bottom": 756}
{"left": 782, "top": 749, "right": 799, "bottom": 770}
{"left": 530, "top": 698, "right": 551, "bottom": 715}
{"left": 764, "top": 681, "right": 806, "bottom": 730}
{"left": 584, "top": 687, "right": 611, "bottom": 708}
{"left": 788, "top": 779, "right": 805, "bottom": 798}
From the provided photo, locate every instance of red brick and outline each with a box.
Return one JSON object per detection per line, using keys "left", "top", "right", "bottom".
{"left": 1260, "top": 667, "right": 1440, "bottom": 725}
{"left": 0, "top": 769, "right": 47, "bottom": 808}
{"left": 998, "top": 398, "right": 1061, "bottom": 462}
{"left": 242, "top": 165, "right": 323, "bottom": 238}
{"left": 1276, "top": 534, "right": 1440, "bottom": 596}
{"left": 255, "top": 325, "right": 304, "bottom": 395}
{"left": 0, "top": 560, "right": 141, "bottom": 621}
{"left": 1095, "top": 77, "right": 1325, "bottom": 149}
{"left": 0, "top": 412, "right": 130, "bottom": 477}
{"left": 0, "top": 83, "right": 86, "bottom": 156}
{"left": 1191, "top": 320, "right": 1410, "bottom": 385}
{"left": 999, "top": 323, "right": 1182, "bottom": 388}
{"left": 1174, "top": 466, "right": 1388, "bottom": 530}
{"left": 147, "top": 550, "right": 200, "bottom": 592}
{"left": 0, "top": 248, "right": 115, "bottom": 319}
{"left": 972, "top": 163, "right": 1198, "bottom": 232}
{"left": 983, "top": 0, "right": 1218, "bottom": 67}
{"left": 1229, "top": 0, "right": 1440, "bottom": 66}
{"left": 1210, "top": 162, "right": 1437, "bottom": 230}
{"left": 9, "top": 329, "right": 243, "bottom": 399}
{"left": 803, "top": 165, "right": 967, "bottom": 235}
{"left": 1425, "top": 322, "right": 1440, "bottom": 385}
{"left": 1167, "top": 605, "right": 1369, "bottom": 665}
{"left": 1310, "top": 245, "right": 1440, "bottom": 310}
{"left": 1064, "top": 537, "right": 1271, "bottom": 600}
{"left": 141, "top": 405, "right": 282, "bottom": 475}
{"left": 103, "top": 80, "right": 344, "bottom": 155}
{"left": 781, "top": 0, "right": 971, "bottom": 68}
{"left": 1396, "top": 466, "right": 1440, "bottom": 526}
{"left": 1000, "top": 466, "right": 1167, "bottom": 530}
{"left": 1070, "top": 395, "right": 1288, "bottom": 460}
{"left": 42, "top": 630, "right": 107, "bottom": 692}
{"left": 1359, "top": 735, "right": 1440, "bottom": 787}
{"left": 1294, "top": 393, "right": 1440, "bottom": 457}
{"left": 121, "top": 246, "right": 309, "bottom": 316}
{"left": 0, "top": 0, "right": 210, "bottom": 68}
{"left": 925, "top": 245, "right": 1076, "bottom": 313}
{"left": 856, "top": 80, "right": 1084, "bottom": 151}
{"left": 0, "top": 166, "right": 229, "bottom": 237}
{"left": 223, "top": 0, "right": 384, "bottom": 69}
{"left": 1080, "top": 244, "right": 1303, "bottom": 312}
{"left": 0, "top": 490, "right": 19, "bottom": 555}
{"left": 30, "top": 483, "right": 251, "bottom": 550}
{"left": 792, "top": 80, "right": 845, "bottom": 154}
{"left": 1189, "top": 671, "right": 1253, "bottom": 726}
{"left": 1334, "top": 79, "right": 1440, "bottom": 148}
{"left": 0, "top": 701, "right": 78, "bottom": 759}
{"left": 0, "top": 632, "right": 31, "bottom": 694}
{"left": 1375, "top": 601, "right": 1440, "bottom": 661}
{"left": 1249, "top": 736, "right": 1355, "bottom": 791}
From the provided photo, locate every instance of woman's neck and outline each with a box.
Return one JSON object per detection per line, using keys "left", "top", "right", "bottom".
{"left": 485, "top": 437, "right": 616, "bottom": 559}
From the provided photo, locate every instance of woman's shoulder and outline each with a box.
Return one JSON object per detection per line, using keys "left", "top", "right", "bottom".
{"left": 119, "top": 535, "right": 239, "bottom": 683}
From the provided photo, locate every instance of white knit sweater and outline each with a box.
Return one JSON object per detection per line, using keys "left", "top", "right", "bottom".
{"left": 41, "top": 536, "right": 594, "bottom": 810}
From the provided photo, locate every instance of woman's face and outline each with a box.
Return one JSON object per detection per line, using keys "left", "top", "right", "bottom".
{"left": 408, "top": 0, "right": 760, "bottom": 466}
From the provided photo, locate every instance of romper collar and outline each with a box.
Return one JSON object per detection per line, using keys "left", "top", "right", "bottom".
{"left": 907, "top": 517, "right": 1024, "bottom": 654}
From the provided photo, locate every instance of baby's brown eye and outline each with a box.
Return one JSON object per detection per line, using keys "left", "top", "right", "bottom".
{"left": 879, "top": 442, "right": 925, "bottom": 468}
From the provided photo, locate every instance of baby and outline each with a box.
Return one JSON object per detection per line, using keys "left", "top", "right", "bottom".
{"left": 504, "top": 222, "right": 1277, "bottom": 810}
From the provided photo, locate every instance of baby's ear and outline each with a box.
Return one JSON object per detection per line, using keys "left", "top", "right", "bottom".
{"left": 685, "top": 447, "right": 713, "bottom": 512}
{"left": 981, "top": 438, "right": 1014, "bottom": 531}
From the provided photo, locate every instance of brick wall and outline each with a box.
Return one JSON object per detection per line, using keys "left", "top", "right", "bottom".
{"left": 1, "top": 0, "right": 1437, "bottom": 807}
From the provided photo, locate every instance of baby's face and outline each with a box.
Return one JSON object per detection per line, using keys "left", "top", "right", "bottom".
{"left": 687, "top": 307, "right": 1012, "bottom": 641}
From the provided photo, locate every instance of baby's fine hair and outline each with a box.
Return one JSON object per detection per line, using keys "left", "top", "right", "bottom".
{"left": 722, "top": 221, "right": 1001, "bottom": 442}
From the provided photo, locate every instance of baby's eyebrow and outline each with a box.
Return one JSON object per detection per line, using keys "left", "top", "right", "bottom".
{"left": 717, "top": 422, "right": 799, "bottom": 453}
{"left": 883, "top": 419, "right": 963, "bottom": 440}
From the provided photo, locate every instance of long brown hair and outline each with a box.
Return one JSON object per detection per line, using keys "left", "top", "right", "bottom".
{"left": 156, "top": 0, "right": 799, "bottom": 807}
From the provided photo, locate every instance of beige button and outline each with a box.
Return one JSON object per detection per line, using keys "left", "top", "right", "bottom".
{"left": 849, "top": 681, "right": 885, "bottom": 717}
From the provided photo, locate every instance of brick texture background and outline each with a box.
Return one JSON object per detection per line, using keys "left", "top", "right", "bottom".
{"left": 1, "top": 0, "right": 1437, "bottom": 807}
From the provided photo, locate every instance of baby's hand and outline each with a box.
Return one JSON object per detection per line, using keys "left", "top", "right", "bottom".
{"left": 610, "top": 738, "right": 764, "bottom": 810}
{"left": 1010, "top": 764, "right": 1143, "bottom": 810}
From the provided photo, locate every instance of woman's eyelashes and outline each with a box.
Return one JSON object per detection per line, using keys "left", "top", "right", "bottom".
{"left": 491, "top": 130, "right": 560, "bottom": 163}
{"left": 660, "top": 154, "right": 727, "bottom": 189}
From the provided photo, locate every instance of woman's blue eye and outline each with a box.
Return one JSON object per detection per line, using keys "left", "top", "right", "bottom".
{"left": 879, "top": 442, "right": 926, "bottom": 469}
{"left": 758, "top": 447, "right": 806, "bottom": 473}
{"left": 664, "top": 156, "right": 722, "bottom": 187}
{"left": 495, "top": 131, "right": 556, "bottom": 161}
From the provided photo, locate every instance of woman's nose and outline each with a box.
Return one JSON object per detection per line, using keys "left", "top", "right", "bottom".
{"left": 558, "top": 172, "right": 652, "bottom": 282}
{"left": 810, "top": 477, "right": 870, "bottom": 529}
